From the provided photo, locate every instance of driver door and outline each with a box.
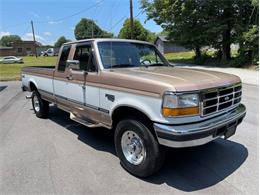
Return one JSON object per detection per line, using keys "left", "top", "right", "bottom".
{"left": 66, "top": 42, "right": 100, "bottom": 122}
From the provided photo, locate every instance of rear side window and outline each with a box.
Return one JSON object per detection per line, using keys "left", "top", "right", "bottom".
{"left": 58, "top": 45, "right": 71, "bottom": 71}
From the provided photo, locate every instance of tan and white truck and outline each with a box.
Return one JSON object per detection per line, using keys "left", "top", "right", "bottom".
{"left": 21, "top": 39, "right": 246, "bottom": 177}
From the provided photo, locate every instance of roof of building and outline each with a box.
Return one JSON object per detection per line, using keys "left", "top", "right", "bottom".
{"left": 0, "top": 47, "right": 13, "bottom": 50}
{"left": 157, "top": 35, "right": 169, "bottom": 42}
{"left": 13, "top": 40, "right": 42, "bottom": 46}
{"left": 155, "top": 36, "right": 173, "bottom": 44}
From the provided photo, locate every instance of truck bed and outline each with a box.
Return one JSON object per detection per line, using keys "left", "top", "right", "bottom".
{"left": 22, "top": 66, "right": 55, "bottom": 77}
{"left": 21, "top": 66, "right": 55, "bottom": 95}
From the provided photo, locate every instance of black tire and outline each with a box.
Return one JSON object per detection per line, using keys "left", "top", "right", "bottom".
{"left": 115, "top": 119, "right": 165, "bottom": 177}
{"left": 31, "top": 91, "right": 49, "bottom": 118}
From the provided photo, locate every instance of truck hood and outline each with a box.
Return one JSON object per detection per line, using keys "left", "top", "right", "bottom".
{"left": 111, "top": 66, "right": 241, "bottom": 91}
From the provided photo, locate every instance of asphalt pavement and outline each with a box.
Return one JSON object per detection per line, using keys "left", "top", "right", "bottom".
{"left": 0, "top": 81, "right": 258, "bottom": 194}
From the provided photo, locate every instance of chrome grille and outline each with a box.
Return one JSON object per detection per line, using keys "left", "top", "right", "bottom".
{"left": 201, "top": 83, "right": 242, "bottom": 116}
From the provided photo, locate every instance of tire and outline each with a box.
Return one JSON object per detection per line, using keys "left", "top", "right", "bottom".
{"left": 115, "top": 119, "right": 165, "bottom": 177}
{"left": 32, "top": 91, "right": 49, "bottom": 118}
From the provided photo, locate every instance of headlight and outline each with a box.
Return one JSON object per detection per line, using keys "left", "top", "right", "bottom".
{"left": 162, "top": 93, "right": 200, "bottom": 117}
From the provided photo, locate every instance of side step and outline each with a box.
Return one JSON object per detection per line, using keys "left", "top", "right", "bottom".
{"left": 70, "top": 113, "right": 101, "bottom": 128}
{"left": 26, "top": 94, "right": 32, "bottom": 99}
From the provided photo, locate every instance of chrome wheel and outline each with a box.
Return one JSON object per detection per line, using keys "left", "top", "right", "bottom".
{"left": 33, "top": 95, "right": 40, "bottom": 112}
{"left": 121, "top": 130, "right": 146, "bottom": 165}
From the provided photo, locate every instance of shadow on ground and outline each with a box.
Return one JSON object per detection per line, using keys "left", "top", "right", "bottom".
{"left": 48, "top": 106, "right": 248, "bottom": 192}
{"left": 0, "top": 85, "right": 7, "bottom": 92}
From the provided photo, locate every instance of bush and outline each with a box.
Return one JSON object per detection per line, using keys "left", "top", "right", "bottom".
{"left": 194, "top": 52, "right": 213, "bottom": 65}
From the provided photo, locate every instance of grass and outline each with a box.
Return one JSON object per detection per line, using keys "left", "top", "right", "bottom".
{"left": 164, "top": 51, "right": 195, "bottom": 64}
{"left": 0, "top": 56, "right": 57, "bottom": 81}
{"left": 0, "top": 50, "right": 256, "bottom": 81}
{"left": 164, "top": 49, "right": 258, "bottom": 69}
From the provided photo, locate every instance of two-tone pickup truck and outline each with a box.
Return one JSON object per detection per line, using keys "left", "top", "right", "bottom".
{"left": 21, "top": 39, "right": 246, "bottom": 177}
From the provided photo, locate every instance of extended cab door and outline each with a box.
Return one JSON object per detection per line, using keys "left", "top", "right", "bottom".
{"left": 66, "top": 42, "right": 101, "bottom": 122}
{"left": 53, "top": 45, "right": 72, "bottom": 110}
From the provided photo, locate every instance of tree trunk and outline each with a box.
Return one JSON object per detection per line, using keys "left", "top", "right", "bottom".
{"left": 195, "top": 46, "right": 201, "bottom": 58}
{"left": 222, "top": 29, "right": 231, "bottom": 61}
{"left": 248, "top": 50, "right": 253, "bottom": 63}
{"left": 222, "top": 8, "right": 231, "bottom": 61}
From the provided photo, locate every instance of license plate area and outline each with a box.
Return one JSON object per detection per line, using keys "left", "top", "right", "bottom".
{"left": 224, "top": 123, "right": 237, "bottom": 139}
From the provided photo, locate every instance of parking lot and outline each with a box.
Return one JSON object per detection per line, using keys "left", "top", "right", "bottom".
{"left": 0, "top": 81, "right": 258, "bottom": 194}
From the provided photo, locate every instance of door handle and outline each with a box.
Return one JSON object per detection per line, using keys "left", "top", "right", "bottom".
{"left": 66, "top": 75, "right": 73, "bottom": 80}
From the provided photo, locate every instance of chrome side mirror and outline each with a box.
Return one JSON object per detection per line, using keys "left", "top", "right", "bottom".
{"left": 66, "top": 60, "right": 80, "bottom": 70}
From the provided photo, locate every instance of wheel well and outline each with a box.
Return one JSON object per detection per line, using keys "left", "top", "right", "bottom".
{"left": 29, "top": 82, "right": 37, "bottom": 92}
{"left": 112, "top": 106, "right": 156, "bottom": 138}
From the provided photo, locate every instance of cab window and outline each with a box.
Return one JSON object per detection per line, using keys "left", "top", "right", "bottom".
{"left": 73, "top": 44, "right": 96, "bottom": 72}
{"left": 58, "top": 45, "right": 71, "bottom": 72}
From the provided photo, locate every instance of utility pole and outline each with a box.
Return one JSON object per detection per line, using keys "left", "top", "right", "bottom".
{"left": 130, "top": 0, "right": 134, "bottom": 39}
{"left": 30, "top": 20, "right": 37, "bottom": 58}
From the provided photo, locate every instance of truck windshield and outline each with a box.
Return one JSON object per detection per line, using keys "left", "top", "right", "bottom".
{"left": 97, "top": 41, "right": 166, "bottom": 69}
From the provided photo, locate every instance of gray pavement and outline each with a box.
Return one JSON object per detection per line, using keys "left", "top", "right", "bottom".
{"left": 0, "top": 81, "right": 258, "bottom": 194}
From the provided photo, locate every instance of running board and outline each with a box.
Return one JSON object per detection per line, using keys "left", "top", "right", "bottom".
{"left": 70, "top": 113, "right": 101, "bottom": 128}
{"left": 26, "top": 95, "right": 32, "bottom": 99}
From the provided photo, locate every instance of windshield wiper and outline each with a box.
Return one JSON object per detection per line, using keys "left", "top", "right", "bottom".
{"left": 149, "top": 63, "right": 164, "bottom": 66}
{"left": 141, "top": 63, "right": 165, "bottom": 68}
{"left": 111, "top": 64, "right": 136, "bottom": 68}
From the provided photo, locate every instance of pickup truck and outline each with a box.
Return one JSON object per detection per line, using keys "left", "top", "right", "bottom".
{"left": 21, "top": 39, "right": 246, "bottom": 177}
{"left": 41, "top": 48, "right": 59, "bottom": 56}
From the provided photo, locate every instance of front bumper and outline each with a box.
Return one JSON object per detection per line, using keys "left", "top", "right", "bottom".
{"left": 154, "top": 104, "right": 246, "bottom": 148}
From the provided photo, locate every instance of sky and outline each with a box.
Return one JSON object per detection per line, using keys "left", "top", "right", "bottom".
{"left": 0, "top": 0, "right": 162, "bottom": 45}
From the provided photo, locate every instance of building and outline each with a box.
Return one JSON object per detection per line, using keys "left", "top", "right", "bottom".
{"left": 0, "top": 41, "right": 41, "bottom": 56}
{"left": 155, "top": 36, "right": 188, "bottom": 54}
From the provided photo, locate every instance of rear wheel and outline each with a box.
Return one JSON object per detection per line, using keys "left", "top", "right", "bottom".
{"left": 32, "top": 91, "right": 49, "bottom": 118}
{"left": 115, "top": 119, "right": 164, "bottom": 177}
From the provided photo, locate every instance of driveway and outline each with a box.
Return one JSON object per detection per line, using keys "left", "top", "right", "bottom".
{"left": 175, "top": 63, "right": 259, "bottom": 86}
{"left": 0, "top": 81, "right": 258, "bottom": 194}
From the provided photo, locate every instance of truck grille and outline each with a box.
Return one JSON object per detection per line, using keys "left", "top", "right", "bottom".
{"left": 201, "top": 83, "right": 242, "bottom": 116}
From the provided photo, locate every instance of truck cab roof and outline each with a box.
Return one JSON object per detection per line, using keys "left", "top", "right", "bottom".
{"left": 63, "top": 38, "right": 154, "bottom": 46}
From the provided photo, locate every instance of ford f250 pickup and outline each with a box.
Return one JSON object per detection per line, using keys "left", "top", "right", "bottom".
{"left": 21, "top": 39, "right": 246, "bottom": 177}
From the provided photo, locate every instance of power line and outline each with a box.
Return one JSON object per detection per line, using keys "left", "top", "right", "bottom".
{"left": 108, "top": 8, "right": 145, "bottom": 32}
{"left": 0, "top": 22, "right": 28, "bottom": 31}
{"left": 134, "top": 9, "right": 144, "bottom": 19}
{"left": 35, "top": 0, "right": 105, "bottom": 24}
{"left": 109, "top": 0, "right": 120, "bottom": 29}
{"left": 108, "top": 15, "right": 127, "bottom": 31}
{"left": 0, "top": 0, "right": 105, "bottom": 31}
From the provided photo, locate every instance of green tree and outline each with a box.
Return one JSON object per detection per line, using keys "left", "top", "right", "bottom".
{"left": 141, "top": 0, "right": 210, "bottom": 57}
{"left": 206, "top": 0, "right": 254, "bottom": 60}
{"left": 238, "top": 0, "right": 259, "bottom": 64}
{"left": 118, "top": 19, "right": 154, "bottom": 42}
{"left": 74, "top": 18, "right": 113, "bottom": 40}
{"left": 54, "top": 36, "right": 71, "bottom": 47}
{"left": 141, "top": 0, "right": 256, "bottom": 61}
{"left": 0, "top": 35, "right": 22, "bottom": 46}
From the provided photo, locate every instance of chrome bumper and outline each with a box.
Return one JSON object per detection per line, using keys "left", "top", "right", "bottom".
{"left": 154, "top": 104, "right": 246, "bottom": 148}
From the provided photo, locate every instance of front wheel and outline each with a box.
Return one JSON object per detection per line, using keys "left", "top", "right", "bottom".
{"left": 115, "top": 119, "right": 164, "bottom": 177}
{"left": 32, "top": 91, "right": 49, "bottom": 118}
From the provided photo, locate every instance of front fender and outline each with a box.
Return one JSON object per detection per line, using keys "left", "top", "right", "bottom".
{"left": 109, "top": 94, "right": 163, "bottom": 122}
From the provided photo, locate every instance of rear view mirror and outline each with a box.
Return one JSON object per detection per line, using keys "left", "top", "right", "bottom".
{"left": 66, "top": 60, "right": 80, "bottom": 70}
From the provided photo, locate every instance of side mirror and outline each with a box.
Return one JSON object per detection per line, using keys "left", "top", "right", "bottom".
{"left": 66, "top": 60, "right": 80, "bottom": 70}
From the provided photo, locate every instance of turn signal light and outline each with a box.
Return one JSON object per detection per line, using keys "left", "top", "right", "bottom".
{"left": 162, "top": 107, "right": 199, "bottom": 117}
